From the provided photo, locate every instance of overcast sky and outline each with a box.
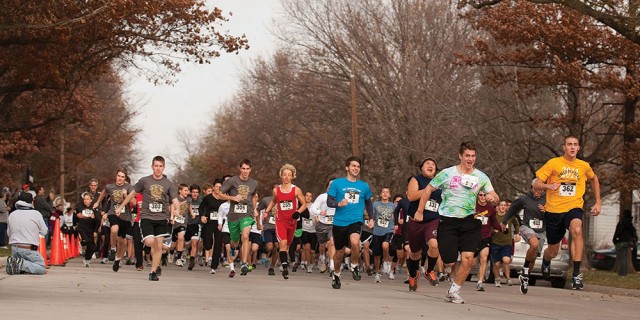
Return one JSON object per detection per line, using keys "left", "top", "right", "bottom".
{"left": 124, "top": 0, "right": 281, "bottom": 180}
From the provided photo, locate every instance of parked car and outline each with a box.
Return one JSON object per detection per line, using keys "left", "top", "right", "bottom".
{"left": 468, "top": 230, "right": 571, "bottom": 288}
{"left": 589, "top": 241, "right": 640, "bottom": 271}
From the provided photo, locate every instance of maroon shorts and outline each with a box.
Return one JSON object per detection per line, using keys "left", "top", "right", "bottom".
{"left": 276, "top": 219, "right": 296, "bottom": 244}
{"left": 406, "top": 218, "right": 439, "bottom": 253}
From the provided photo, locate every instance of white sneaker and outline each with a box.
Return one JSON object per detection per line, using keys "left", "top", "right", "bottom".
{"left": 507, "top": 279, "right": 513, "bottom": 286}
{"left": 101, "top": 258, "right": 109, "bottom": 264}
{"left": 319, "top": 261, "right": 327, "bottom": 273}
{"left": 388, "top": 271, "right": 395, "bottom": 280}
{"left": 495, "top": 280, "right": 501, "bottom": 287}
{"left": 307, "top": 266, "right": 313, "bottom": 273}
{"left": 209, "top": 268, "right": 216, "bottom": 274}
{"left": 374, "top": 273, "right": 382, "bottom": 283}
{"left": 83, "top": 260, "right": 90, "bottom": 268}
{"left": 176, "top": 258, "right": 184, "bottom": 267}
{"left": 445, "top": 291, "right": 464, "bottom": 304}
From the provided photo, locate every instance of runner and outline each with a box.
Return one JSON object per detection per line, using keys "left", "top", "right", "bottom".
{"left": 309, "top": 179, "right": 335, "bottom": 274}
{"left": 264, "top": 164, "right": 308, "bottom": 279}
{"left": 301, "top": 192, "right": 317, "bottom": 273}
{"left": 199, "top": 179, "right": 226, "bottom": 274}
{"left": 93, "top": 168, "right": 135, "bottom": 272}
{"left": 326, "top": 156, "right": 374, "bottom": 289}
{"left": 116, "top": 156, "right": 180, "bottom": 281}
{"left": 257, "top": 184, "right": 279, "bottom": 275}
{"left": 392, "top": 192, "right": 410, "bottom": 283}
{"left": 184, "top": 185, "right": 202, "bottom": 270}
{"left": 474, "top": 190, "right": 501, "bottom": 291}
{"left": 502, "top": 181, "right": 546, "bottom": 294}
{"left": 491, "top": 200, "right": 520, "bottom": 287}
{"left": 169, "top": 184, "right": 191, "bottom": 267}
{"left": 219, "top": 159, "right": 259, "bottom": 276}
{"left": 371, "top": 187, "right": 396, "bottom": 283}
{"left": 405, "top": 158, "right": 442, "bottom": 291}
{"left": 188, "top": 184, "right": 204, "bottom": 267}
{"left": 415, "top": 142, "right": 499, "bottom": 304}
{"left": 76, "top": 193, "right": 99, "bottom": 267}
{"left": 533, "top": 135, "right": 601, "bottom": 290}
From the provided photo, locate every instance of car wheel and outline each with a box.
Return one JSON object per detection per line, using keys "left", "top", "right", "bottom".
{"left": 551, "top": 278, "right": 566, "bottom": 288}
{"left": 529, "top": 277, "right": 537, "bottom": 286}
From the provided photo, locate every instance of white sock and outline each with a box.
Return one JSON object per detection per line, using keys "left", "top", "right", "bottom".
{"left": 449, "top": 282, "right": 461, "bottom": 294}
{"left": 230, "top": 262, "right": 235, "bottom": 271}
{"left": 329, "top": 259, "right": 334, "bottom": 270}
{"left": 350, "top": 263, "right": 358, "bottom": 270}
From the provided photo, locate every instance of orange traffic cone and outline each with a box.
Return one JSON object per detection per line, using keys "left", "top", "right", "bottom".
{"left": 49, "top": 219, "right": 65, "bottom": 266}
{"left": 63, "top": 234, "right": 69, "bottom": 260}
{"left": 38, "top": 235, "right": 49, "bottom": 269}
{"left": 71, "top": 234, "right": 79, "bottom": 257}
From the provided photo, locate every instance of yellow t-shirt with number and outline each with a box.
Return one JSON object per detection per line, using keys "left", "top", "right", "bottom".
{"left": 535, "top": 156, "right": 594, "bottom": 213}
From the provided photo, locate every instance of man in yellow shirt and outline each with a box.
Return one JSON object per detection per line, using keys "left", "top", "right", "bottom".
{"left": 533, "top": 136, "right": 601, "bottom": 290}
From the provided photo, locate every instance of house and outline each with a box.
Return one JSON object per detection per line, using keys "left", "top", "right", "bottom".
{"left": 588, "top": 190, "right": 640, "bottom": 249}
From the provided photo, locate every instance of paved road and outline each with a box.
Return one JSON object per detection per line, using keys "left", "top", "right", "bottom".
{"left": 1, "top": 257, "right": 639, "bottom": 319}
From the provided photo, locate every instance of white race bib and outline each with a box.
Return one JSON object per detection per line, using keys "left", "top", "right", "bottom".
{"left": 377, "top": 217, "right": 389, "bottom": 228}
{"left": 325, "top": 215, "right": 334, "bottom": 224}
{"left": 478, "top": 216, "right": 488, "bottom": 225}
{"left": 209, "top": 211, "right": 218, "bottom": 220}
{"left": 461, "top": 174, "right": 478, "bottom": 188}
{"left": 268, "top": 216, "right": 276, "bottom": 224}
{"left": 149, "top": 202, "right": 163, "bottom": 213}
{"left": 82, "top": 209, "right": 93, "bottom": 218}
{"left": 279, "top": 201, "right": 293, "bottom": 211}
{"left": 174, "top": 215, "right": 185, "bottom": 224}
{"left": 234, "top": 204, "right": 247, "bottom": 214}
{"left": 191, "top": 208, "right": 199, "bottom": 216}
{"left": 344, "top": 192, "right": 360, "bottom": 204}
{"left": 559, "top": 183, "right": 576, "bottom": 197}
{"left": 425, "top": 200, "right": 439, "bottom": 212}
{"left": 529, "top": 219, "right": 543, "bottom": 229}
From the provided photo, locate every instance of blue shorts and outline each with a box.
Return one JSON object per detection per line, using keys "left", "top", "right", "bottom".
{"left": 490, "top": 243, "right": 512, "bottom": 262}
{"left": 544, "top": 208, "right": 582, "bottom": 245}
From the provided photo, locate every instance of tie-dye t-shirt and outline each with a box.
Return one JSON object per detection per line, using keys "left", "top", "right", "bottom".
{"left": 428, "top": 166, "right": 494, "bottom": 218}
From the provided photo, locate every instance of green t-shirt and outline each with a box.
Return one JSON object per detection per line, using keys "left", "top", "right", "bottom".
{"left": 429, "top": 166, "right": 494, "bottom": 218}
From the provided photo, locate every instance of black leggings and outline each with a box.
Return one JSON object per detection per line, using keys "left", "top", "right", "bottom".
{"left": 202, "top": 221, "right": 223, "bottom": 269}
{"left": 78, "top": 228, "right": 95, "bottom": 261}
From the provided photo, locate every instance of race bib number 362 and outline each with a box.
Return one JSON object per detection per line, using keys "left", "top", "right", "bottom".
{"left": 559, "top": 183, "right": 576, "bottom": 197}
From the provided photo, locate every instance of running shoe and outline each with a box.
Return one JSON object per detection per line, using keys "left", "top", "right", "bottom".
{"left": 101, "top": 258, "right": 109, "bottom": 264}
{"left": 209, "top": 268, "right": 216, "bottom": 274}
{"left": 161, "top": 256, "right": 168, "bottom": 267}
{"left": 198, "top": 256, "right": 204, "bottom": 267}
{"left": 319, "top": 261, "right": 327, "bottom": 273}
{"left": 519, "top": 273, "right": 529, "bottom": 294}
{"left": 83, "top": 260, "right": 90, "bottom": 268}
{"left": 148, "top": 272, "right": 159, "bottom": 281}
{"left": 156, "top": 266, "right": 162, "bottom": 276}
{"left": 108, "top": 250, "right": 116, "bottom": 262}
{"left": 188, "top": 257, "right": 195, "bottom": 270}
{"left": 572, "top": 273, "right": 584, "bottom": 290}
{"left": 444, "top": 291, "right": 464, "bottom": 304}
{"left": 175, "top": 258, "right": 184, "bottom": 267}
{"left": 403, "top": 276, "right": 410, "bottom": 284}
{"left": 282, "top": 267, "right": 289, "bottom": 279}
{"left": 425, "top": 270, "right": 438, "bottom": 286}
{"left": 12, "top": 257, "right": 23, "bottom": 274}
{"left": 228, "top": 270, "right": 236, "bottom": 278}
{"left": 374, "top": 273, "right": 381, "bottom": 283}
{"left": 307, "top": 265, "right": 312, "bottom": 273}
{"left": 240, "top": 264, "right": 249, "bottom": 276}
{"left": 541, "top": 263, "right": 551, "bottom": 280}
{"left": 205, "top": 258, "right": 212, "bottom": 267}
{"left": 408, "top": 276, "right": 418, "bottom": 291}
{"left": 352, "top": 265, "right": 361, "bottom": 281}
{"left": 507, "top": 278, "right": 513, "bottom": 286}
{"left": 366, "top": 266, "right": 374, "bottom": 276}
{"left": 5, "top": 256, "right": 13, "bottom": 275}
{"left": 251, "top": 263, "right": 257, "bottom": 270}
{"left": 292, "top": 263, "right": 298, "bottom": 272}
{"left": 125, "top": 259, "right": 134, "bottom": 266}
{"left": 495, "top": 280, "right": 501, "bottom": 287}
{"left": 113, "top": 259, "right": 120, "bottom": 272}
{"left": 438, "top": 272, "right": 448, "bottom": 283}
{"left": 331, "top": 273, "right": 341, "bottom": 289}
{"left": 388, "top": 271, "right": 395, "bottom": 280}
{"left": 136, "top": 266, "right": 144, "bottom": 271}
{"left": 476, "top": 282, "right": 485, "bottom": 291}
{"left": 268, "top": 268, "right": 275, "bottom": 276}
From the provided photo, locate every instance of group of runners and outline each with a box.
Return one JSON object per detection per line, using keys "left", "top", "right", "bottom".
{"left": 75, "top": 136, "right": 600, "bottom": 304}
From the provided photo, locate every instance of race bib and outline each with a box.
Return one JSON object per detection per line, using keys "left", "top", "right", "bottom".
{"left": 82, "top": 209, "right": 93, "bottom": 218}
{"left": 529, "top": 219, "right": 544, "bottom": 229}
{"left": 377, "top": 217, "right": 389, "bottom": 228}
{"left": 478, "top": 216, "right": 488, "bottom": 225}
{"left": 461, "top": 174, "right": 478, "bottom": 188}
{"left": 425, "top": 200, "right": 439, "bottom": 212}
{"left": 559, "top": 183, "right": 576, "bottom": 197}
{"left": 209, "top": 211, "right": 218, "bottom": 220}
{"left": 279, "top": 201, "right": 293, "bottom": 211}
{"left": 344, "top": 192, "right": 360, "bottom": 204}
{"left": 304, "top": 219, "right": 313, "bottom": 226}
{"left": 234, "top": 204, "right": 247, "bottom": 214}
{"left": 325, "top": 215, "right": 334, "bottom": 224}
{"left": 149, "top": 202, "right": 163, "bottom": 213}
{"left": 191, "top": 208, "right": 199, "bottom": 216}
{"left": 174, "top": 215, "right": 185, "bottom": 224}
{"left": 268, "top": 216, "right": 276, "bottom": 224}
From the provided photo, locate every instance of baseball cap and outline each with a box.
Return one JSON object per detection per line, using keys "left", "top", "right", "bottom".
{"left": 418, "top": 157, "right": 438, "bottom": 171}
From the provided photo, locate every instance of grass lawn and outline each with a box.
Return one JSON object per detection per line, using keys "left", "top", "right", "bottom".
{"left": 0, "top": 247, "right": 9, "bottom": 257}
{"left": 584, "top": 269, "right": 640, "bottom": 290}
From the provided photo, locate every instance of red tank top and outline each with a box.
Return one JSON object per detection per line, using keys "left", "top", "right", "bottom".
{"left": 276, "top": 185, "right": 298, "bottom": 221}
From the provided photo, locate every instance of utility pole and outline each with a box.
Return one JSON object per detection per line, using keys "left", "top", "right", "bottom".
{"left": 350, "top": 61, "right": 360, "bottom": 157}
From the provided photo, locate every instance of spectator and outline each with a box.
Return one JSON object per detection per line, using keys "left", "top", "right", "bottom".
{"left": 612, "top": 210, "right": 638, "bottom": 276}
{"left": 60, "top": 207, "right": 77, "bottom": 237}
{"left": 6, "top": 192, "right": 48, "bottom": 275}
{"left": 33, "top": 185, "right": 54, "bottom": 245}
{"left": 0, "top": 187, "right": 9, "bottom": 248}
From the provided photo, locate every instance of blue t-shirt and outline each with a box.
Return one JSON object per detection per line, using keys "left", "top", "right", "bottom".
{"left": 327, "top": 177, "right": 373, "bottom": 227}
{"left": 372, "top": 201, "right": 396, "bottom": 236}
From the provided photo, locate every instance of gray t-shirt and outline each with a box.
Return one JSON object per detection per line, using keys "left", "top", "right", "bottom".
{"left": 257, "top": 196, "right": 276, "bottom": 231}
{"left": 372, "top": 201, "right": 396, "bottom": 236}
{"left": 134, "top": 175, "right": 178, "bottom": 221}
{"left": 173, "top": 196, "right": 191, "bottom": 227}
{"left": 105, "top": 183, "right": 135, "bottom": 221}
{"left": 221, "top": 176, "right": 258, "bottom": 222}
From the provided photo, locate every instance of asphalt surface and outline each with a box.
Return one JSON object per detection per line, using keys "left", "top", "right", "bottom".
{"left": 1, "top": 256, "right": 639, "bottom": 319}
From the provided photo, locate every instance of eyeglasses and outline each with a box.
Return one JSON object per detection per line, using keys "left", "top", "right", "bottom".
{"left": 478, "top": 194, "right": 486, "bottom": 196}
